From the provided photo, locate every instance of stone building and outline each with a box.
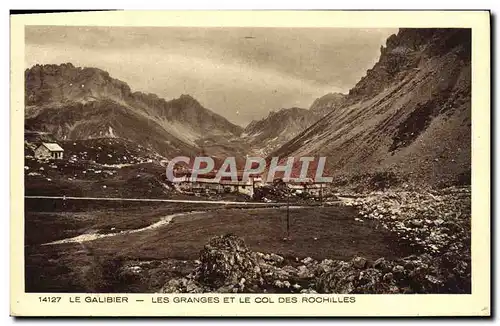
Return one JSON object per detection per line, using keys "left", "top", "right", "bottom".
{"left": 34, "top": 142, "right": 64, "bottom": 159}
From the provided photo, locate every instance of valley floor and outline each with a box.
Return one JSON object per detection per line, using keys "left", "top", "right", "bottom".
{"left": 24, "top": 187, "right": 470, "bottom": 294}
{"left": 25, "top": 199, "right": 409, "bottom": 293}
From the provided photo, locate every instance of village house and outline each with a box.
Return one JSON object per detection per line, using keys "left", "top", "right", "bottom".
{"left": 175, "top": 175, "right": 222, "bottom": 194}
{"left": 219, "top": 172, "right": 263, "bottom": 197}
{"left": 171, "top": 170, "right": 262, "bottom": 197}
{"left": 286, "top": 178, "right": 327, "bottom": 198}
{"left": 219, "top": 179, "right": 253, "bottom": 196}
{"left": 34, "top": 142, "right": 64, "bottom": 160}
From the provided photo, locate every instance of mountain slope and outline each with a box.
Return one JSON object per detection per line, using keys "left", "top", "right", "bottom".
{"left": 25, "top": 99, "right": 201, "bottom": 158}
{"left": 242, "top": 107, "right": 319, "bottom": 156}
{"left": 270, "top": 28, "right": 471, "bottom": 188}
{"left": 25, "top": 63, "right": 243, "bottom": 158}
{"left": 309, "top": 92, "right": 346, "bottom": 117}
{"left": 241, "top": 93, "right": 347, "bottom": 156}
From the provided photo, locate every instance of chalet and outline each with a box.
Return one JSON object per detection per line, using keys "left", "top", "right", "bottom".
{"left": 286, "top": 178, "right": 327, "bottom": 198}
{"left": 172, "top": 170, "right": 262, "bottom": 197}
{"left": 220, "top": 179, "right": 253, "bottom": 196}
{"left": 175, "top": 175, "right": 222, "bottom": 194}
{"left": 34, "top": 143, "right": 64, "bottom": 160}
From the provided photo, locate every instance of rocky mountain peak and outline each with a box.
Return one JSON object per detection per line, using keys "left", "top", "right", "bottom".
{"left": 349, "top": 28, "right": 471, "bottom": 100}
{"left": 169, "top": 94, "right": 205, "bottom": 111}
{"left": 178, "top": 94, "right": 197, "bottom": 101}
{"left": 309, "top": 92, "right": 347, "bottom": 116}
{"left": 25, "top": 63, "right": 132, "bottom": 106}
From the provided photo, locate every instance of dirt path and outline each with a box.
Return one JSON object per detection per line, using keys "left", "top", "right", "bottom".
{"left": 43, "top": 211, "right": 207, "bottom": 245}
{"left": 26, "top": 195, "right": 341, "bottom": 206}
{"left": 26, "top": 195, "right": 286, "bottom": 205}
{"left": 40, "top": 205, "right": 315, "bottom": 246}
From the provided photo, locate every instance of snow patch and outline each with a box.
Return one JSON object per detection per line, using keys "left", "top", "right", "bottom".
{"left": 108, "top": 126, "right": 116, "bottom": 138}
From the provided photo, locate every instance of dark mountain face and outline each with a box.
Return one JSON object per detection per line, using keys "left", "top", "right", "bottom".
{"left": 25, "top": 63, "right": 243, "bottom": 158}
{"left": 270, "top": 28, "right": 471, "bottom": 187}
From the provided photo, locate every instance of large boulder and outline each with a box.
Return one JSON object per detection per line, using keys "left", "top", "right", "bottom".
{"left": 196, "top": 234, "right": 262, "bottom": 289}
{"left": 160, "top": 234, "right": 264, "bottom": 293}
{"left": 316, "top": 257, "right": 399, "bottom": 294}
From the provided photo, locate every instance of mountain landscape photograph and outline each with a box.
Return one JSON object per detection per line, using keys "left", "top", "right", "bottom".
{"left": 23, "top": 25, "right": 472, "bottom": 295}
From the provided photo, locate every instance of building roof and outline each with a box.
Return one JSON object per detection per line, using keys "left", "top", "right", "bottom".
{"left": 40, "top": 143, "right": 64, "bottom": 152}
{"left": 176, "top": 170, "right": 261, "bottom": 180}
{"left": 220, "top": 180, "right": 252, "bottom": 186}
{"left": 288, "top": 184, "right": 306, "bottom": 189}
{"left": 174, "top": 176, "right": 220, "bottom": 184}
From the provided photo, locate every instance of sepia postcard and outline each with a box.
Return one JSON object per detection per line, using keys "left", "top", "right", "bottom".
{"left": 10, "top": 10, "right": 490, "bottom": 317}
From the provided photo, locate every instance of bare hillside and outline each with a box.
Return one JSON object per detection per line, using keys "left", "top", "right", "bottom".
{"left": 271, "top": 28, "right": 471, "bottom": 188}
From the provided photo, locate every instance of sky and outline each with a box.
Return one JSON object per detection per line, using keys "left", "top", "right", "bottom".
{"left": 25, "top": 26, "right": 397, "bottom": 126}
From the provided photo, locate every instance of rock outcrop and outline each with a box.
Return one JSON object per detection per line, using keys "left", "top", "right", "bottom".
{"left": 342, "top": 187, "right": 471, "bottom": 256}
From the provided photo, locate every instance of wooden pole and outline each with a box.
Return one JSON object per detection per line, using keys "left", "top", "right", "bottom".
{"left": 320, "top": 183, "right": 323, "bottom": 206}
{"left": 286, "top": 188, "right": 290, "bottom": 239}
{"left": 252, "top": 177, "right": 255, "bottom": 199}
